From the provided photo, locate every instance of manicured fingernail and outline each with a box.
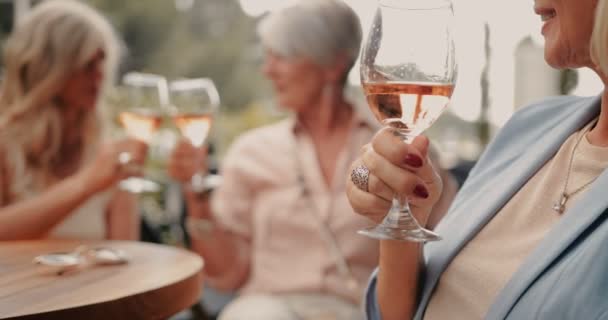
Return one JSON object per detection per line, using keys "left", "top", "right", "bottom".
{"left": 413, "top": 185, "right": 429, "bottom": 199}
{"left": 404, "top": 154, "right": 423, "bottom": 168}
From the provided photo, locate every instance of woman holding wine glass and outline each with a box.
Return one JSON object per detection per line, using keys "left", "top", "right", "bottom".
{"left": 348, "top": 0, "right": 608, "bottom": 319}
{"left": 169, "top": 78, "right": 220, "bottom": 192}
{"left": 168, "top": 1, "right": 380, "bottom": 318}
{"left": 0, "top": 0, "right": 147, "bottom": 240}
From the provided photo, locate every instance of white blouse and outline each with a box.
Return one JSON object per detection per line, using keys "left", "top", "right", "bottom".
{"left": 49, "top": 191, "right": 113, "bottom": 240}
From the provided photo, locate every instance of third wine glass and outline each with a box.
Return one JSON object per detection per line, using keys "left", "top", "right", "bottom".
{"left": 117, "top": 72, "right": 169, "bottom": 193}
{"left": 359, "top": 0, "right": 457, "bottom": 242}
{"left": 169, "top": 78, "right": 220, "bottom": 192}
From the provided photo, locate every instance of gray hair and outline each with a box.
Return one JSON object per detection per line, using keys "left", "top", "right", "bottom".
{"left": 257, "top": 0, "right": 362, "bottom": 69}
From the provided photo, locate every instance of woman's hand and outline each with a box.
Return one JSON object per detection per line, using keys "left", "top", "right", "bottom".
{"left": 346, "top": 128, "right": 443, "bottom": 226}
{"left": 168, "top": 140, "right": 208, "bottom": 184}
{"left": 79, "top": 138, "right": 148, "bottom": 194}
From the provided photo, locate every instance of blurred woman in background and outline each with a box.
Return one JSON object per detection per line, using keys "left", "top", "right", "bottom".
{"left": 0, "top": 0, "right": 146, "bottom": 240}
{"left": 170, "top": 0, "right": 458, "bottom": 318}
{"left": 170, "top": 1, "right": 376, "bottom": 319}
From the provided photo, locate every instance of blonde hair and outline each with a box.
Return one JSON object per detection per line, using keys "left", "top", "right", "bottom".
{"left": 591, "top": 0, "right": 608, "bottom": 75}
{"left": 257, "top": 0, "right": 362, "bottom": 79}
{"left": 0, "top": 0, "right": 120, "bottom": 200}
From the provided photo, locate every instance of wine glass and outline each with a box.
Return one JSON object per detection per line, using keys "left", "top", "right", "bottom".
{"left": 359, "top": 0, "right": 457, "bottom": 242}
{"left": 169, "top": 78, "right": 221, "bottom": 192}
{"left": 116, "top": 72, "right": 169, "bottom": 193}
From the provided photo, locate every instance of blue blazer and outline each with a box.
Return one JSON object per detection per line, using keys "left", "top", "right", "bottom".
{"left": 365, "top": 95, "right": 608, "bottom": 320}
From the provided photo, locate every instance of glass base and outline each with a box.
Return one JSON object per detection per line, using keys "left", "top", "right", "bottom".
{"left": 358, "top": 224, "right": 441, "bottom": 242}
{"left": 189, "top": 173, "right": 222, "bottom": 193}
{"left": 119, "top": 177, "right": 161, "bottom": 193}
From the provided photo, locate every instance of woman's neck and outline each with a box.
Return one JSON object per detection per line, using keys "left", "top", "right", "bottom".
{"left": 295, "top": 90, "right": 355, "bottom": 188}
{"left": 297, "top": 90, "right": 353, "bottom": 137}
{"left": 587, "top": 89, "right": 608, "bottom": 147}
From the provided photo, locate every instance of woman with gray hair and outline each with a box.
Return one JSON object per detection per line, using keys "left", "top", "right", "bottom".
{"left": 168, "top": 0, "right": 376, "bottom": 318}
{"left": 0, "top": 0, "right": 147, "bottom": 240}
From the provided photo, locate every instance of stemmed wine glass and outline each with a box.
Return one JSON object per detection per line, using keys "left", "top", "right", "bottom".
{"left": 359, "top": 0, "right": 457, "bottom": 242}
{"left": 169, "top": 78, "right": 221, "bottom": 192}
{"left": 116, "top": 72, "right": 169, "bottom": 193}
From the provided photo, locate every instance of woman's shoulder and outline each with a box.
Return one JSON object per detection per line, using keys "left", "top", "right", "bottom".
{"left": 491, "top": 95, "right": 591, "bottom": 145}
{"left": 225, "top": 119, "right": 293, "bottom": 158}
{"left": 236, "top": 118, "right": 292, "bottom": 141}
{"left": 465, "top": 95, "right": 595, "bottom": 182}
{"left": 225, "top": 119, "right": 293, "bottom": 162}
{"left": 507, "top": 95, "right": 589, "bottom": 124}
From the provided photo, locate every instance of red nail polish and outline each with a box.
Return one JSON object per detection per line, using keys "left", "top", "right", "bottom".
{"left": 404, "top": 154, "right": 423, "bottom": 168}
{"left": 413, "top": 185, "right": 429, "bottom": 199}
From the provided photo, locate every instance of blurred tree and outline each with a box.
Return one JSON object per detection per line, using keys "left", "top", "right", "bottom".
{"left": 560, "top": 68, "right": 578, "bottom": 95}
{"left": 86, "top": 0, "right": 270, "bottom": 113}
{"left": 478, "top": 22, "right": 491, "bottom": 147}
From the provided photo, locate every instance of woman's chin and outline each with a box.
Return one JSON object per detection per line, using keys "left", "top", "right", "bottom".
{"left": 544, "top": 44, "right": 593, "bottom": 70}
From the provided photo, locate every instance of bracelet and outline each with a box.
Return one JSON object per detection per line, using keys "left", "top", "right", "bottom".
{"left": 186, "top": 216, "right": 216, "bottom": 239}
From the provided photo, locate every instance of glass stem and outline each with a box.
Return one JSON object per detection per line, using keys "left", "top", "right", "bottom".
{"left": 190, "top": 171, "right": 208, "bottom": 193}
{"left": 382, "top": 195, "right": 424, "bottom": 230}
{"left": 382, "top": 132, "right": 423, "bottom": 230}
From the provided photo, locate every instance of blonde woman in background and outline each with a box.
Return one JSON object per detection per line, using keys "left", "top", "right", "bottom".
{"left": 0, "top": 0, "right": 147, "bottom": 240}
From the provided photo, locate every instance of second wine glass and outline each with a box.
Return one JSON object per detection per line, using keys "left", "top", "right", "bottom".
{"left": 169, "top": 78, "right": 220, "bottom": 192}
{"left": 116, "top": 72, "right": 169, "bottom": 193}
{"left": 359, "top": 0, "right": 457, "bottom": 242}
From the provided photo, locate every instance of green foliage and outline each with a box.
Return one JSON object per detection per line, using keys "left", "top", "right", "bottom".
{"left": 85, "top": 0, "right": 268, "bottom": 113}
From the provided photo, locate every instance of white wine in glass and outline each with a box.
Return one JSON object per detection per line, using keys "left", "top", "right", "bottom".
{"left": 118, "top": 108, "right": 163, "bottom": 143}
{"left": 363, "top": 82, "right": 454, "bottom": 136}
{"left": 118, "top": 72, "right": 170, "bottom": 193}
{"left": 172, "top": 113, "right": 213, "bottom": 148}
{"left": 169, "top": 78, "right": 220, "bottom": 192}
{"left": 359, "top": 0, "right": 457, "bottom": 242}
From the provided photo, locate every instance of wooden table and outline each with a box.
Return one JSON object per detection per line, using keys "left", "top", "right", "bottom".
{"left": 0, "top": 240, "right": 204, "bottom": 320}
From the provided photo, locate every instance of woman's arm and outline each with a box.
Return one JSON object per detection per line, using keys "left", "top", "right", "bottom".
{"left": 0, "top": 139, "right": 147, "bottom": 241}
{"left": 0, "top": 172, "right": 96, "bottom": 240}
{"left": 184, "top": 190, "right": 250, "bottom": 291}
{"left": 105, "top": 190, "right": 140, "bottom": 240}
{"left": 427, "top": 166, "right": 459, "bottom": 230}
{"left": 169, "top": 140, "right": 251, "bottom": 290}
{"left": 347, "top": 130, "right": 443, "bottom": 319}
{"left": 378, "top": 241, "right": 424, "bottom": 320}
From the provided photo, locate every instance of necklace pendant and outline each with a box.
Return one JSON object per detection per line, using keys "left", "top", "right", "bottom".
{"left": 552, "top": 202, "right": 565, "bottom": 214}
{"left": 552, "top": 193, "right": 569, "bottom": 214}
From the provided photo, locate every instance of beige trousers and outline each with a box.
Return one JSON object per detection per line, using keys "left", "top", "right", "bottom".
{"left": 218, "top": 293, "right": 364, "bottom": 320}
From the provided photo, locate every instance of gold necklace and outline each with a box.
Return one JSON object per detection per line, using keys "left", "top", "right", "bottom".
{"left": 552, "top": 122, "right": 598, "bottom": 214}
